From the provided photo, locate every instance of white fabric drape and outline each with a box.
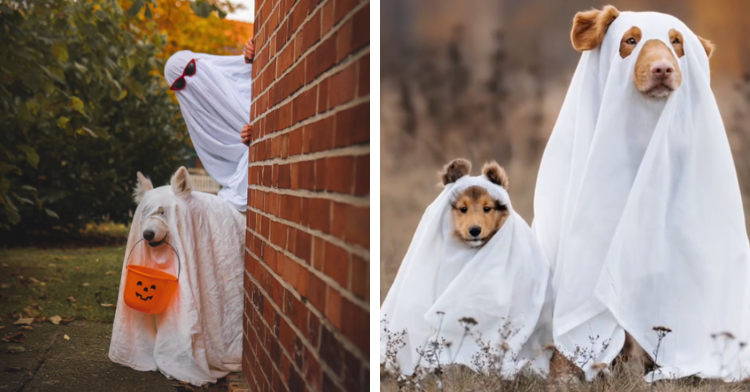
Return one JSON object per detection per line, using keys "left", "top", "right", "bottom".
{"left": 165, "top": 51, "right": 251, "bottom": 211}
{"left": 109, "top": 186, "right": 246, "bottom": 386}
{"left": 533, "top": 11, "right": 750, "bottom": 380}
{"left": 381, "top": 175, "right": 551, "bottom": 376}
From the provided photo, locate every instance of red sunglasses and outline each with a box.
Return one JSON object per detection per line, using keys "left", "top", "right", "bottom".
{"left": 170, "top": 59, "right": 197, "bottom": 91}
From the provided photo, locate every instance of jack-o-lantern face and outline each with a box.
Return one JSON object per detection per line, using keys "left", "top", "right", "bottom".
{"left": 135, "top": 280, "right": 156, "bottom": 301}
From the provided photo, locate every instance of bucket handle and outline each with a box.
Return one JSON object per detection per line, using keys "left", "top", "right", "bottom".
{"left": 124, "top": 234, "right": 181, "bottom": 280}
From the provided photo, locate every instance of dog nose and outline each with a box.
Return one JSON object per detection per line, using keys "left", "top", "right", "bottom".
{"left": 143, "top": 230, "right": 155, "bottom": 241}
{"left": 651, "top": 61, "right": 673, "bottom": 79}
{"left": 469, "top": 226, "right": 482, "bottom": 237}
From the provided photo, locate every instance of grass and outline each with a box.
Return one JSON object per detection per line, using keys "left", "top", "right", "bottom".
{"left": 380, "top": 365, "right": 750, "bottom": 392}
{"left": 0, "top": 222, "right": 130, "bottom": 323}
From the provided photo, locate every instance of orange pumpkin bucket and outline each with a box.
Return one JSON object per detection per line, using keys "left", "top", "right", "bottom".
{"left": 122, "top": 238, "right": 181, "bottom": 314}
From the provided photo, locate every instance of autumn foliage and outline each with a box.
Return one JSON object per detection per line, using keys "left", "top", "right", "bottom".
{"left": 121, "top": 0, "right": 253, "bottom": 59}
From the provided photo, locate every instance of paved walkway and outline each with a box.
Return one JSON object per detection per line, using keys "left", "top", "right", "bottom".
{"left": 0, "top": 318, "right": 247, "bottom": 392}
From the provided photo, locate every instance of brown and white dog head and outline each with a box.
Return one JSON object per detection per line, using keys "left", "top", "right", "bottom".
{"left": 571, "top": 5, "right": 714, "bottom": 99}
{"left": 440, "top": 159, "right": 511, "bottom": 248}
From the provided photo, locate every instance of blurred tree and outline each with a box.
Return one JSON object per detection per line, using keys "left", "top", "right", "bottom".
{"left": 0, "top": 0, "right": 188, "bottom": 232}
{"left": 122, "top": 0, "right": 252, "bottom": 59}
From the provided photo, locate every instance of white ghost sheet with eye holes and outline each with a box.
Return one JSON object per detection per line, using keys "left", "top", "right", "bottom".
{"left": 108, "top": 167, "right": 246, "bottom": 386}
{"left": 533, "top": 10, "right": 750, "bottom": 381}
{"left": 380, "top": 174, "right": 551, "bottom": 377}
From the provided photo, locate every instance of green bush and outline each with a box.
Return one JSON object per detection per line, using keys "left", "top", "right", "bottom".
{"left": 0, "top": 0, "right": 189, "bottom": 233}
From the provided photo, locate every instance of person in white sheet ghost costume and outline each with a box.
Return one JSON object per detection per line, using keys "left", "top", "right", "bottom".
{"left": 163, "top": 40, "right": 254, "bottom": 211}
{"left": 532, "top": 5, "right": 750, "bottom": 380}
{"left": 108, "top": 167, "right": 246, "bottom": 386}
{"left": 380, "top": 160, "right": 552, "bottom": 377}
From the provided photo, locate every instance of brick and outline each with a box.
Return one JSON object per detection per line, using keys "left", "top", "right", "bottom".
{"left": 317, "top": 77, "right": 330, "bottom": 113}
{"left": 287, "top": 227, "right": 297, "bottom": 254}
{"left": 292, "top": 86, "right": 317, "bottom": 124}
{"left": 333, "top": 0, "right": 357, "bottom": 25}
{"left": 277, "top": 101, "right": 293, "bottom": 130}
{"left": 334, "top": 102, "right": 368, "bottom": 147}
{"left": 289, "top": 129, "right": 303, "bottom": 157}
{"left": 306, "top": 34, "right": 336, "bottom": 83}
{"left": 312, "top": 236, "right": 325, "bottom": 270}
{"left": 350, "top": 254, "right": 367, "bottom": 300}
{"left": 324, "top": 156, "right": 354, "bottom": 194}
{"left": 308, "top": 198, "right": 330, "bottom": 233}
{"left": 326, "top": 286, "right": 342, "bottom": 329}
{"left": 278, "top": 163, "right": 291, "bottom": 188}
{"left": 341, "top": 298, "right": 368, "bottom": 354}
{"left": 307, "top": 270, "right": 326, "bottom": 312}
{"left": 295, "top": 230, "right": 312, "bottom": 263}
{"left": 278, "top": 41, "right": 295, "bottom": 74}
{"left": 271, "top": 220, "right": 288, "bottom": 248}
{"left": 329, "top": 63, "right": 356, "bottom": 107}
{"left": 280, "top": 195, "right": 301, "bottom": 223}
{"left": 299, "top": 9, "right": 321, "bottom": 56}
{"left": 358, "top": 53, "right": 369, "bottom": 97}
{"left": 298, "top": 160, "right": 315, "bottom": 190}
{"left": 304, "top": 117, "right": 334, "bottom": 153}
{"left": 343, "top": 349, "right": 362, "bottom": 392}
{"left": 320, "top": 326, "right": 343, "bottom": 375}
{"left": 351, "top": 4, "right": 369, "bottom": 55}
{"left": 354, "top": 155, "right": 369, "bottom": 196}
{"left": 304, "top": 345, "right": 322, "bottom": 390}
{"left": 288, "top": 0, "right": 310, "bottom": 37}
{"left": 321, "top": 0, "right": 334, "bottom": 35}
{"left": 323, "top": 242, "right": 349, "bottom": 287}
{"left": 314, "top": 158, "right": 327, "bottom": 192}
{"left": 332, "top": 203, "right": 369, "bottom": 249}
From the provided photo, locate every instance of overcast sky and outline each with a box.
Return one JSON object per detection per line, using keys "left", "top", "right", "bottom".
{"left": 227, "top": 0, "right": 255, "bottom": 22}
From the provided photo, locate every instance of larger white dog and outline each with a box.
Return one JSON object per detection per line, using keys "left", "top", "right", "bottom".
{"left": 533, "top": 6, "right": 750, "bottom": 381}
{"left": 109, "top": 167, "right": 246, "bottom": 386}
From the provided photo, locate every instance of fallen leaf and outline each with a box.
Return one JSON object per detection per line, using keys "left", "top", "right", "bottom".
{"left": 63, "top": 334, "right": 70, "bottom": 340}
{"left": 1, "top": 263, "right": 8, "bottom": 267}
{"left": 80, "top": 283, "right": 90, "bottom": 287}
{"left": 19, "top": 326, "right": 32, "bottom": 331}
{"left": 13, "top": 318, "right": 33, "bottom": 326}
{"left": 0, "top": 326, "right": 5, "bottom": 330}
{"left": 66, "top": 296, "right": 76, "bottom": 303}
{"left": 0, "top": 284, "right": 10, "bottom": 289}
{"left": 48, "top": 316, "right": 61, "bottom": 325}
{"left": 48, "top": 263, "right": 56, "bottom": 267}
{"left": 28, "top": 277, "right": 39, "bottom": 284}
{"left": 7, "top": 346, "right": 25, "bottom": 354}
{"left": 105, "top": 271, "right": 117, "bottom": 275}
{"left": 60, "top": 317, "right": 74, "bottom": 325}
{"left": 33, "top": 316, "right": 46, "bottom": 323}
{"left": 9, "top": 332, "right": 26, "bottom": 343}
{"left": 100, "top": 303, "right": 113, "bottom": 307}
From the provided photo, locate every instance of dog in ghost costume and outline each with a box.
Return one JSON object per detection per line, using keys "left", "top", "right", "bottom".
{"left": 533, "top": 5, "right": 750, "bottom": 381}
{"left": 380, "top": 159, "right": 551, "bottom": 377}
{"left": 108, "top": 167, "right": 246, "bottom": 386}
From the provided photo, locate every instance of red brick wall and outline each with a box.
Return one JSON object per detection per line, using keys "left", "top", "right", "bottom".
{"left": 242, "top": 0, "right": 369, "bottom": 390}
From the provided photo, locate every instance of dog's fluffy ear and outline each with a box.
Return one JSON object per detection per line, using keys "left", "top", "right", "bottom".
{"left": 440, "top": 159, "right": 472, "bottom": 185}
{"left": 482, "top": 161, "right": 509, "bottom": 189}
{"left": 571, "top": 5, "right": 620, "bottom": 52}
{"left": 134, "top": 172, "right": 153, "bottom": 203}
{"left": 697, "top": 35, "right": 715, "bottom": 58}
{"left": 171, "top": 166, "right": 193, "bottom": 197}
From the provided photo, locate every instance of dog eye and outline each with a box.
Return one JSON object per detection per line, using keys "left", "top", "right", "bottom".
{"left": 672, "top": 38, "right": 680, "bottom": 44}
{"left": 460, "top": 207, "right": 467, "bottom": 214}
{"left": 626, "top": 38, "right": 637, "bottom": 45}
{"left": 483, "top": 207, "right": 492, "bottom": 213}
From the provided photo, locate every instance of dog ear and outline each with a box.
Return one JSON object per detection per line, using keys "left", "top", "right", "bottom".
{"left": 482, "top": 161, "right": 509, "bottom": 189}
{"left": 170, "top": 166, "right": 193, "bottom": 197}
{"left": 571, "top": 5, "right": 620, "bottom": 52}
{"left": 134, "top": 172, "right": 153, "bottom": 203}
{"left": 697, "top": 35, "right": 715, "bottom": 58}
{"left": 440, "top": 159, "right": 472, "bottom": 185}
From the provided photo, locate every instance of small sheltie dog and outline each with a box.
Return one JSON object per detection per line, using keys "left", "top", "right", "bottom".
{"left": 440, "top": 158, "right": 510, "bottom": 248}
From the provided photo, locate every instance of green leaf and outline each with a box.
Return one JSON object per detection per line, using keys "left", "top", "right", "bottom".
{"left": 51, "top": 42, "right": 69, "bottom": 62}
{"left": 56, "top": 116, "right": 70, "bottom": 129}
{"left": 45, "top": 209, "right": 59, "bottom": 219}
{"left": 190, "top": 0, "right": 212, "bottom": 18}
{"left": 127, "top": 0, "right": 144, "bottom": 17}
{"left": 16, "top": 145, "right": 39, "bottom": 169}
{"left": 144, "top": 4, "right": 153, "bottom": 19}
